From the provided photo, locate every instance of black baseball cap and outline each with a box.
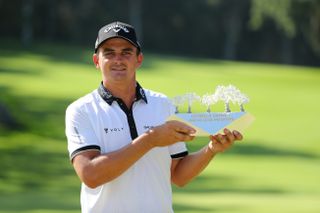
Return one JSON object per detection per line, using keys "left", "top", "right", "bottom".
{"left": 94, "top": 21, "right": 141, "bottom": 53}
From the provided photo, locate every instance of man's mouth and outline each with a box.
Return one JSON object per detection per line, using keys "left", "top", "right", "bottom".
{"left": 111, "top": 66, "right": 126, "bottom": 72}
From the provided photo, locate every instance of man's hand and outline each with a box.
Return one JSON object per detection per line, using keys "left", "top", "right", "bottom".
{"left": 146, "top": 120, "right": 196, "bottom": 148}
{"left": 208, "top": 128, "right": 243, "bottom": 154}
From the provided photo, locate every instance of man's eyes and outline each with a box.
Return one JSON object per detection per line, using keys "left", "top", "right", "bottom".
{"left": 103, "top": 51, "right": 133, "bottom": 56}
{"left": 103, "top": 52, "right": 114, "bottom": 56}
{"left": 122, "top": 51, "right": 133, "bottom": 55}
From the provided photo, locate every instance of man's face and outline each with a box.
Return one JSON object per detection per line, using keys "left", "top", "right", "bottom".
{"left": 93, "top": 38, "right": 143, "bottom": 84}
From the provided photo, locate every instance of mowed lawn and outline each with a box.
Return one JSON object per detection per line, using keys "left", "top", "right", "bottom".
{"left": 0, "top": 43, "right": 319, "bottom": 213}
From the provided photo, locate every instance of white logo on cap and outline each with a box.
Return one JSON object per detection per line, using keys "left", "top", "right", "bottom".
{"left": 104, "top": 24, "right": 129, "bottom": 33}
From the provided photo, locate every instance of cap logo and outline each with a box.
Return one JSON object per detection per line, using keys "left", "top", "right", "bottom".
{"left": 104, "top": 24, "right": 129, "bottom": 33}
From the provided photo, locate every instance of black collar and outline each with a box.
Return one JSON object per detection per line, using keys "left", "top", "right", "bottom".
{"left": 98, "top": 82, "right": 148, "bottom": 105}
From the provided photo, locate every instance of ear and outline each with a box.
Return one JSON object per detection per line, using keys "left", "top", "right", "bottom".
{"left": 136, "top": 52, "right": 144, "bottom": 69}
{"left": 93, "top": 53, "right": 100, "bottom": 69}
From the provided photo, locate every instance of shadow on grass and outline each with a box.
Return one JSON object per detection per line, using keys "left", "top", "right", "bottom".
{"left": 173, "top": 175, "right": 286, "bottom": 195}
{"left": 0, "top": 91, "right": 73, "bottom": 192}
{"left": 0, "top": 41, "right": 93, "bottom": 66}
{"left": 0, "top": 41, "right": 162, "bottom": 73}
{"left": 173, "top": 203, "right": 217, "bottom": 212}
{"left": 0, "top": 84, "right": 72, "bottom": 139}
{"left": 173, "top": 202, "right": 246, "bottom": 213}
{"left": 0, "top": 40, "right": 237, "bottom": 73}
{"left": 228, "top": 143, "right": 319, "bottom": 159}
{"left": 0, "top": 147, "right": 71, "bottom": 191}
{"left": 0, "top": 67, "right": 43, "bottom": 76}
{"left": 0, "top": 191, "right": 80, "bottom": 212}
{"left": 0, "top": 40, "right": 168, "bottom": 71}
{"left": 188, "top": 137, "right": 319, "bottom": 159}
{"left": 0, "top": 87, "right": 25, "bottom": 131}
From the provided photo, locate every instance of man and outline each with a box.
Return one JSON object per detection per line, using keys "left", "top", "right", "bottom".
{"left": 65, "top": 21, "right": 243, "bottom": 213}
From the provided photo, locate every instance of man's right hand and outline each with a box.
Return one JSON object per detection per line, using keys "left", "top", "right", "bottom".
{"left": 146, "top": 120, "right": 196, "bottom": 147}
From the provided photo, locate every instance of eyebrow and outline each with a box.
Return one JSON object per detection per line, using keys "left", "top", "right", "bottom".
{"left": 102, "top": 47, "right": 134, "bottom": 53}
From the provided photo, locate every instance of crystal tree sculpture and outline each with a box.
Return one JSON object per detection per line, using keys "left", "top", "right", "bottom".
{"left": 185, "top": 93, "right": 200, "bottom": 113}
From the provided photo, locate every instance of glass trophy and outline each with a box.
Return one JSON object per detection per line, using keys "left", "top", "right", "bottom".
{"left": 168, "top": 85, "right": 255, "bottom": 136}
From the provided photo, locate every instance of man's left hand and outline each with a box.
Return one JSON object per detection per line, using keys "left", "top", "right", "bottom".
{"left": 208, "top": 128, "right": 243, "bottom": 154}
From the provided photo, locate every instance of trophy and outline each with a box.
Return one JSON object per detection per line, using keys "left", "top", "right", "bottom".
{"left": 168, "top": 85, "right": 255, "bottom": 136}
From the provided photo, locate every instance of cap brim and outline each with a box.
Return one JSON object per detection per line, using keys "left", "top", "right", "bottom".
{"left": 95, "top": 36, "right": 141, "bottom": 52}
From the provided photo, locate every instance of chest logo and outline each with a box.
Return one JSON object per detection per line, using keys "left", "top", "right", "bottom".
{"left": 104, "top": 127, "right": 124, "bottom": 134}
{"left": 143, "top": 125, "right": 155, "bottom": 130}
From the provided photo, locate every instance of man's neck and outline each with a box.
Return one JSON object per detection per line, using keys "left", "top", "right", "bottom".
{"left": 103, "top": 80, "right": 136, "bottom": 109}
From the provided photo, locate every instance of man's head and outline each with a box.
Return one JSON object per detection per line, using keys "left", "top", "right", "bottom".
{"left": 93, "top": 21, "right": 143, "bottom": 85}
{"left": 94, "top": 21, "right": 141, "bottom": 54}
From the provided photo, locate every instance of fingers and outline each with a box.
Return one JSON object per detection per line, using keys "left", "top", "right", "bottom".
{"left": 223, "top": 128, "right": 243, "bottom": 142}
{"left": 215, "top": 134, "right": 231, "bottom": 148}
{"left": 171, "top": 121, "right": 196, "bottom": 142}
{"left": 209, "top": 135, "right": 220, "bottom": 144}
{"left": 224, "top": 128, "right": 235, "bottom": 142}
{"left": 175, "top": 131, "right": 195, "bottom": 142}
{"left": 209, "top": 135, "right": 227, "bottom": 153}
{"left": 217, "top": 133, "right": 227, "bottom": 144}
{"left": 233, "top": 130, "right": 243, "bottom": 141}
{"left": 148, "top": 120, "right": 196, "bottom": 147}
{"left": 167, "top": 120, "right": 196, "bottom": 136}
{"left": 208, "top": 129, "right": 243, "bottom": 153}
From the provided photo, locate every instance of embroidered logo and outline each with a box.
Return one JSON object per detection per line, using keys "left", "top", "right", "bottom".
{"left": 104, "top": 24, "right": 129, "bottom": 34}
{"left": 103, "top": 90, "right": 112, "bottom": 99}
{"left": 99, "top": 86, "right": 112, "bottom": 100}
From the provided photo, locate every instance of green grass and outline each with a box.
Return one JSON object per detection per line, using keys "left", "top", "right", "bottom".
{"left": 0, "top": 42, "right": 319, "bottom": 213}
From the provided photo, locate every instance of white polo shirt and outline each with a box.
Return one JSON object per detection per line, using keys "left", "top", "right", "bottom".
{"left": 65, "top": 82, "right": 188, "bottom": 213}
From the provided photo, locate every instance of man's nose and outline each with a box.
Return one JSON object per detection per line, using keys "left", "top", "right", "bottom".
{"left": 114, "top": 53, "right": 124, "bottom": 62}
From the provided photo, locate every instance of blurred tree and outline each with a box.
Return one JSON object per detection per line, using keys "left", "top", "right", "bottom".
{"left": 45, "top": 0, "right": 56, "bottom": 41}
{"left": 129, "top": 0, "right": 143, "bottom": 43}
{"left": 248, "top": 0, "right": 320, "bottom": 64}
{"left": 0, "top": 0, "right": 318, "bottom": 66}
{"left": 221, "top": 0, "right": 249, "bottom": 60}
{"left": 297, "top": 0, "right": 320, "bottom": 56}
{"left": 249, "top": 0, "right": 295, "bottom": 63}
{"left": 249, "top": 0, "right": 296, "bottom": 37}
{"left": 21, "top": 0, "right": 34, "bottom": 47}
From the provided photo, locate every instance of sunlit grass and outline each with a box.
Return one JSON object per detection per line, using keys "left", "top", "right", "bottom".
{"left": 0, "top": 43, "right": 319, "bottom": 212}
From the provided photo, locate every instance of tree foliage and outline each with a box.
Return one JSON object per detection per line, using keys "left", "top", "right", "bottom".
{"left": 0, "top": 0, "right": 319, "bottom": 66}
{"left": 249, "top": 0, "right": 296, "bottom": 37}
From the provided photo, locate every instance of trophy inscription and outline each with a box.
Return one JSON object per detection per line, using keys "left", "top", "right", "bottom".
{"left": 168, "top": 85, "right": 254, "bottom": 136}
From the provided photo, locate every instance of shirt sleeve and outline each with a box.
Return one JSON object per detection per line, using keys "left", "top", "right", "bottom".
{"left": 169, "top": 142, "right": 188, "bottom": 159}
{"left": 65, "top": 103, "right": 101, "bottom": 161}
